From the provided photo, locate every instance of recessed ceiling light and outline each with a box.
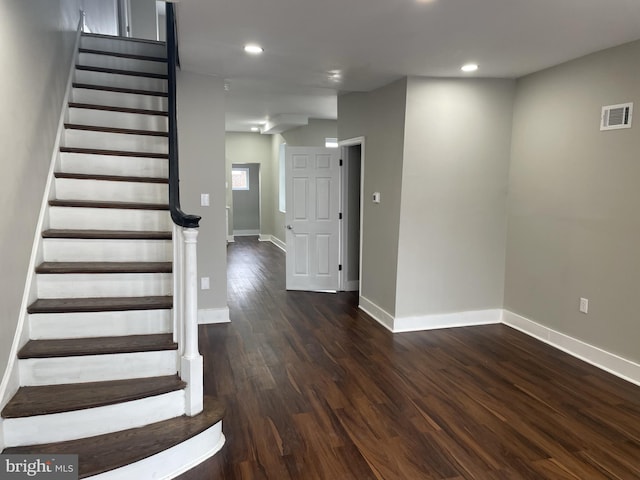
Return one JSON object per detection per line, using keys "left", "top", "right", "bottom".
{"left": 244, "top": 44, "right": 264, "bottom": 55}
{"left": 251, "top": 127, "right": 260, "bottom": 132}
{"left": 328, "top": 70, "right": 342, "bottom": 82}
{"left": 461, "top": 63, "right": 479, "bottom": 72}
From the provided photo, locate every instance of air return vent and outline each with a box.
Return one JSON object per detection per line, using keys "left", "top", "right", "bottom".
{"left": 601, "top": 102, "right": 633, "bottom": 131}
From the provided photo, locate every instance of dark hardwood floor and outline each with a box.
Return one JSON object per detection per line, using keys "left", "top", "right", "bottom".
{"left": 179, "top": 236, "right": 640, "bottom": 479}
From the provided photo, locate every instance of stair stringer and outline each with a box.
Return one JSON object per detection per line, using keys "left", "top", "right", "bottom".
{"left": 0, "top": 15, "right": 84, "bottom": 448}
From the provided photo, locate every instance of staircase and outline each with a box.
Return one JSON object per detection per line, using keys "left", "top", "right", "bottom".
{"left": 1, "top": 32, "right": 224, "bottom": 478}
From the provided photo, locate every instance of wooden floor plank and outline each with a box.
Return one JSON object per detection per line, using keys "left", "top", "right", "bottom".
{"left": 176, "top": 236, "right": 640, "bottom": 480}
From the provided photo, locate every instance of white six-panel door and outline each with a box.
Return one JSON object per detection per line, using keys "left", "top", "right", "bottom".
{"left": 285, "top": 147, "right": 340, "bottom": 291}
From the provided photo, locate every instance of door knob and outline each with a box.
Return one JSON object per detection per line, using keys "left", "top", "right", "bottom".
{"left": 286, "top": 225, "right": 293, "bottom": 230}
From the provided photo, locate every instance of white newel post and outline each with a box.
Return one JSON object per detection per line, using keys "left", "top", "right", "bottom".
{"left": 181, "top": 227, "right": 204, "bottom": 416}
{"left": 172, "top": 224, "right": 184, "bottom": 356}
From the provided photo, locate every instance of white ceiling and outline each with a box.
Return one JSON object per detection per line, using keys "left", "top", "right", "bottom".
{"left": 175, "top": 0, "right": 640, "bottom": 132}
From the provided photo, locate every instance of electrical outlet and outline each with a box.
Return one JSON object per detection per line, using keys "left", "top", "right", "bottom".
{"left": 200, "top": 193, "right": 210, "bottom": 207}
{"left": 201, "top": 277, "right": 210, "bottom": 290}
{"left": 579, "top": 297, "right": 588, "bottom": 314}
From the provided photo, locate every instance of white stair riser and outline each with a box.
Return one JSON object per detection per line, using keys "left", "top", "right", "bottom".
{"left": 37, "top": 273, "right": 172, "bottom": 299}
{"left": 80, "top": 36, "right": 166, "bottom": 58}
{"left": 3, "top": 390, "right": 185, "bottom": 447}
{"left": 59, "top": 152, "right": 168, "bottom": 178}
{"left": 54, "top": 178, "right": 168, "bottom": 203}
{"left": 29, "top": 310, "right": 172, "bottom": 340}
{"left": 19, "top": 350, "right": 178, "bottom": 386}
{"left": 64, "top": 129, "right": 168, "bottom": 154}
{"left": 78, "top": 53, "right": 167, "bottom": 76}
{"left": 43, "top": 239, "right": 172, "bottom": 262}
{"left": 72, "top": 88, "right": 167, "bottom": 112}
{"left": 75, "top": 69, "right": 167, "bottom": 92}
{"left": 68, "top": 107, "right": 167, "bottom": 131}
{"left": 49, "top": 206, "right": 171, "bottom": 231}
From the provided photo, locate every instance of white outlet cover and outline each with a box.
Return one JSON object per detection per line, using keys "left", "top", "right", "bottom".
{"left": 201, "top": 277, "right": 210, "bottom": 290}
{"left": 579, "top": 297, "right": 588, "bottom": 313}
{"left": 200, "top": 193, "right": 210, "bottom": 207}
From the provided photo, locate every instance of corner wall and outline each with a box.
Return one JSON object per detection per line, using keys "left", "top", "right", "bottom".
{"left": 505, "top": 39, "right": 640, "bottom": 363}
{"left": 338, "top": 80, "right": 407, "bottom": 317}
{"left": 0, "top": 0, "right": 81, "bottom": 396}
{"left": 395, "top": 77, "right": 515, "bottom": 324}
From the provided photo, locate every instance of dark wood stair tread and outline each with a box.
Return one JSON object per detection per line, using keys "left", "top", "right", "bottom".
{"left": 64, "top": 123, "right": 168, "bottom": 137}
{"left": 79, "top": 48, "right": 167, "bottom": 63}
{"left": 42, "top": 229, "right": 171, "bottom": 240}
{"left": 18, "top": 333, "right": 177, "bottom": 359}
{"left": 76, "top": 64, "right": 168, "bottom": 80}
{"left": 49, "top": 199, "right": 169, "bottom": 210}
{"left": 2, "top": 396, "right": 224, "bottom": 479}
{"left": 1, "top": 375, "right": 185, "bottom": 419}
{"left": 27, "top": 296, "right": 172, "bottom": 314}
{"left": 72, "top": 82, "right": 168, "bottom": 97}
{"left": 54, "top": 171, "right": 168, "bottom": 183}
{"left": 60, "top": 146, "right": 168, "bottom": 159}
{"left": 36, "top": 261, "right": 172, "bottom": 274}
{"left": 68, "top": 102, "right": 167, "bottom": 116}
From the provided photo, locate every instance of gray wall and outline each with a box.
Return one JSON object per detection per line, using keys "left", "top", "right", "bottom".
{"left": 338, "top": 79, "right": 407, "bottom": 316}
{"left": 232, "top": 163, "right": 260, "bottom": 232}
{"left": 505, "top": 40, "right": 640, "bottom": 363}
{"left": 0, "top": 0, "right": 81, "bottom": 396}
{"left": 395, "top": 77, "right": 515, "bottom": 318}
{"left": 177, "top": 71, "right": 227, "bottom": 310}
{"left": 281, "top": 119, "right": 337, "bottom": 147}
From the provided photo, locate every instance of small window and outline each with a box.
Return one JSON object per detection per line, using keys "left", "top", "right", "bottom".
{"left": 232, "top": 167, "right": 250, "bottom": 190}
{"left": 325, "top": 137, "right": 339, "bottom": 148}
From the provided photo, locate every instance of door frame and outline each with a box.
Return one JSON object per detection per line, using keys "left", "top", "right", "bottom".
{"left": 338, "top": 136, "right": 365, "bottom": 293}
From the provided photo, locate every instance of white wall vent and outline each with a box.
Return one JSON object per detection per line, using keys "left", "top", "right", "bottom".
{"left": 601, "top": 102, "right": 633, "bottom": 131}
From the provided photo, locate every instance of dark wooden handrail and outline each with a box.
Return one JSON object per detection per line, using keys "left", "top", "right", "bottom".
{"left": 166, "top": 2, "right": 200, "bottom": 229}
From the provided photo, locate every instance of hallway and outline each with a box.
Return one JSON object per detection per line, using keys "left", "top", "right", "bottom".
{"left": 179, "top": 237, "right": 640, "bottom": 479}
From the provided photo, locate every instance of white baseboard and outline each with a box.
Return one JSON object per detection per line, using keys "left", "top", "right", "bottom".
{"left": 259, "top": 235, "right": 285, "bottom": 252}
{"left": 355, "top": 300, "right": 639, "bottom": 386}
{"left": 233, "top": 230, "right": 260, "bottom": 236}
{"left": 503, "top": 310, "right": 640, "bottom": 386}
{"left": 358, "top": 296, "right": 394, "bottom": 332}
{"left": 226, "top": 236, "right": 235, "bottom": 243}
{"left": 198, "top": 307, "right": 230, "bottom": 324}
{"left": 394, "top": 309, "right": 502, "bottom": 333}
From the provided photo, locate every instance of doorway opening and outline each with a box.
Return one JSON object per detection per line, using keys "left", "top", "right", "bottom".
{"left": 232, "top": 163, "right": 261, "bottom": 237}
{"left": 339, "top": 138, "right": 364, "bottom": 293}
